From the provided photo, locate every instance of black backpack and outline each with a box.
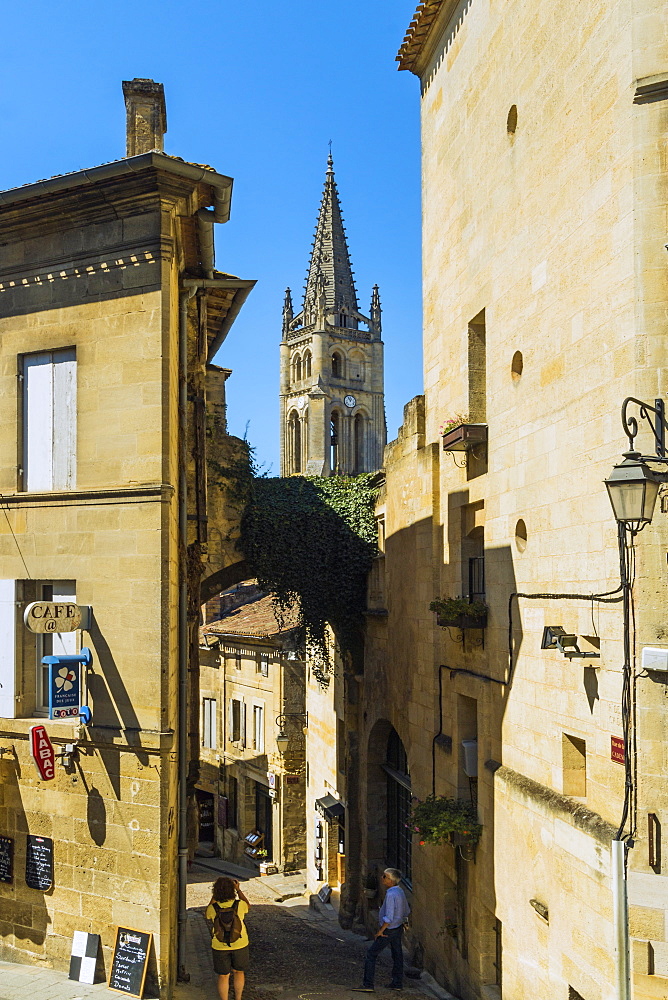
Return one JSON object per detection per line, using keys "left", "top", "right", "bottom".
{"left": 212, "top": 900, "right": 243, "bottom": 945}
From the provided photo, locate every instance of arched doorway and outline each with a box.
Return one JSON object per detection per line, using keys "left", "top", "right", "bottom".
{"left": 366, "top": 721, "right": 412, "bottom": 882}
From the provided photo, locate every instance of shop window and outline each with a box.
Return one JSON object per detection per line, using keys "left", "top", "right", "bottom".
{"left": 21, "top": 348, "right": 77, "bottom": 491}
{"left": 203, "top": 697, "right": 217, "bottom": 749}
{"left": 36, "top": 581, "right": 77, "bottom": 715}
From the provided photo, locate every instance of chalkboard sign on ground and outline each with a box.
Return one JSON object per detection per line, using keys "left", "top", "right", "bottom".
{"left": 0, "top": 836, "right": 13, "bottom": 884}
{"left": 109, "top": 926, "right": 152, "bottom": 997}
{"left": 25, "top": 835, "right": 53, "bottom": 890}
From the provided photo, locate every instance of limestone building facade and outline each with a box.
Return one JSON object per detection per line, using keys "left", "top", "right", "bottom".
{"left": 345, "top": 3, "right": 668, "bottom": 1000}
{"left": 280, "top": 157, "right": 386, "bottom": 477}
{"left": 0, "top": 79, "right": 254, "bottom": 993}
{"left": 198, "top": 584, "right": 307, "bottom": 873}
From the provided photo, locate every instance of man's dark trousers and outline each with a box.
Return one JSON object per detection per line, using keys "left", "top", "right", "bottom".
{"left": 363, "top": 926, "right": 403, "bottom": 988}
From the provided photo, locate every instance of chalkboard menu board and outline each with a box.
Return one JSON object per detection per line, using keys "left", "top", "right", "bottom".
{"left": 0, "top": 836, "right": 13, "bottom": 884}
{"left": 109, "top": 926, "right": 152, "bottom": 997}
{"left": 25, "top": 835, "right": 53, "bottom": 890}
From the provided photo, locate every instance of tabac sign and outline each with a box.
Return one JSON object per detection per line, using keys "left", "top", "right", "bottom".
{"left": 24, "top": 602, "right": 81, "bottom": 633}
{"left": 29, "top": 725, "right": 55, "bottom": 781}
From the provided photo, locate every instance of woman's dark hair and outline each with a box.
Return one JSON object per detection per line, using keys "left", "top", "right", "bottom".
{"left": 212, "top": 876, "right": 236, "bottom": 902}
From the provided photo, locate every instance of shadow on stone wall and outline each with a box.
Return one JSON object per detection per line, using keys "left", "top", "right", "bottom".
{"left": 0, "top": 750, "right": 51, "bottom": 958}
{"left": 354, "top": 495, "right": 520, "bottom": 999}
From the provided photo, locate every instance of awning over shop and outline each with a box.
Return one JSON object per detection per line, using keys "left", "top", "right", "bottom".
{"left": 315, "top": 794, "right": 345, "bottom": 823}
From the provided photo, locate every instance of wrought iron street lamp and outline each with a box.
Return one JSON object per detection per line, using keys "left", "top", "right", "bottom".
{"left": 274, "top": 712, "right": 308, "bottom": 754}
{"left": 605, "top": 397, "right": 668, "bottom": 530}
{"left": 604, "top": 451, "right": 661, "bottom": 529}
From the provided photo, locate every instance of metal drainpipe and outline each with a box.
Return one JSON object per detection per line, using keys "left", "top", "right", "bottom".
{"left": 612, "top": 839, "right": 631, "bottom": 1000}
{"left": 177, "top": 284, "right": 197, "bottom": 982}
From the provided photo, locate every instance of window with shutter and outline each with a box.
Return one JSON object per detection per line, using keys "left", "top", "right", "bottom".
{"left": 203, "top": 698, "right": 217, "bottom": 749}
{"left": 22, "top": 349, "right": 77, "bottom": 491}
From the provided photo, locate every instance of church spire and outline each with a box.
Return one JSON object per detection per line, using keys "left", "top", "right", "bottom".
{"left": 303, "top": 155, "right": 359, "bottom": 326}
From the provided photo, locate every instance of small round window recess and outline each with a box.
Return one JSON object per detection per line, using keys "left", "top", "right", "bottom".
{"left": 507, "top": 104, "right": 518, "bottom": 135}
{"left": 511, "top": 350, "right": 523, "bottom": 380}
{"left": 515, "top": 519, "right": 527, "bottom": 552}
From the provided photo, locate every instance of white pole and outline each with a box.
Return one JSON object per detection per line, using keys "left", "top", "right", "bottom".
{"left": 612, "top": 839, "right": 631, "bottom": 1000}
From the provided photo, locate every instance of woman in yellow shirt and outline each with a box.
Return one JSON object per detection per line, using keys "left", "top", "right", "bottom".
{"left": 206, "top": 877, "right": 251, "bottom": 1000}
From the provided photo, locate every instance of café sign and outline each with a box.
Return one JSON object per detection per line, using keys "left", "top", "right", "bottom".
{"left": 24, "top": 602, "right": 82, "bottom": 634}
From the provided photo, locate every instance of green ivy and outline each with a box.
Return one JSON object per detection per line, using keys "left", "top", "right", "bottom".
{"left": 239, "top": 474, "right": 379, "bottom": 663}
{"left": 411, "top": 795, "right": 482, "bottom": 845}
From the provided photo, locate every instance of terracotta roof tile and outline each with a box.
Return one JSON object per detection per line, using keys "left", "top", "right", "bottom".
{"left": 396, "top": 0, "right": 446, "bottom": 73}
{"left": 201, "top": 587, "right": 299, "bottom": 641}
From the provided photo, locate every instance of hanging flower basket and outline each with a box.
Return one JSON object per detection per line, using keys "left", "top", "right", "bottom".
{"left": 429, "top": 597, "right": 488, "bottom": 629}
{"left": 411, "top": 795, "right": 482, "bottom": 846}
{"left": 440, "top": 422, "right": 488, "bottom": 453}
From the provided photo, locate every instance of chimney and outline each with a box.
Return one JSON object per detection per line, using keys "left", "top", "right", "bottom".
{"left": 122, "top": 78, "right": 167, "bottom": 157}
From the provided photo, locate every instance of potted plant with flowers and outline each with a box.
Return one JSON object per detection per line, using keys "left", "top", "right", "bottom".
{"left": 430, "top": 596, "right": 488, "bottom": 630}
{"left": 411, "top": 795, "right": 482, "bottom": 847}
{"left": 439, "top": 414, "right": 488, "bottom": 453}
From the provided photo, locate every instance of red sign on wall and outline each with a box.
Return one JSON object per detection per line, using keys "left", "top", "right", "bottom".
{"left": 29, "top": 725, "right": 55, "bottom": 781}
{"left": 611, "top": 735, "right": 625, "bottom": 765}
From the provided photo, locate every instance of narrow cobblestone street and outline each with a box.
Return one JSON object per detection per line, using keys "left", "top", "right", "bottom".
{"left": 0, "top": 861, "right": 445, "bottom": 1000}
{"left": 181, "top": 862, "right": 433, "bottom": 1000}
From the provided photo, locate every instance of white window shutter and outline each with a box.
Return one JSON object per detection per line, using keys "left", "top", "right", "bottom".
{"left": 0, "top": 581, "right": 17, "bottom": 718}
{"left": 52, "top": 351, "right": 76, "bottom": 489}
{"left": 24, "top": 353, "right": 54, "bottom": 491}
{"left": 242, "top": 701, "right": 247, "bottom": 747}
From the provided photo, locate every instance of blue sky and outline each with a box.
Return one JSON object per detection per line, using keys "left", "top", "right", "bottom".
{"left": 0, "top": 1, "right": 422, "bottom": 474}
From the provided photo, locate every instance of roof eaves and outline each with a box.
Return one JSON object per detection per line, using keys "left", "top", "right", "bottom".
{"left": 0, "top": 151, "right": 233, "bottom": 209}
{"left": 396, "top": 0, "right": 448, "bottom": 74}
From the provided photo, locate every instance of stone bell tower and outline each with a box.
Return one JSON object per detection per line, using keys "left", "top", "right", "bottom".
{"left": 280, "top": 156, "right": 386, "bottom": 477}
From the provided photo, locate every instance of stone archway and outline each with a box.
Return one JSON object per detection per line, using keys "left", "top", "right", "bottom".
{"left": 366, "top": 720, "right": 412, "bottom": 883}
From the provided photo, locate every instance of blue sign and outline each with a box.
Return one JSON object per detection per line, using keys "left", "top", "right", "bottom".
{"left": 48, "top": 662, "right": 80, "bottom": 720}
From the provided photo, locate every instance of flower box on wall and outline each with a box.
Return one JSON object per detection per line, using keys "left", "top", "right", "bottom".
{"left": 441, "top": 423, "right": 488, "bottom": 452}
{"left": 436, "top": 612, "right": 488, "bottom": 630}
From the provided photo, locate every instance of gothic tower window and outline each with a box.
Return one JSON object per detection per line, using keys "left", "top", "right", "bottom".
{"left": 303, "top": 350, "right": 312, "bottom": 379}
{"left": 330, "top": 411, "right": 340, "bottom": 474}
{"left": 354, "top": 413, "right": 365, "bottom": 474}
{"left": 339, "top": 313, "right": 347, "bottom": 328}
{"left": 295, "top": 354, "right": 302, "bottom": 382}
{"left": 332, "top": 351, "right": 343, "bottom": 379}
{"left": 289, "top": 411, "right": 302, "bottom": 474}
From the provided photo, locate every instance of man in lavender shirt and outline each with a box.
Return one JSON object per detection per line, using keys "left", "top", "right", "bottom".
{"left": 353, "top": 868, "right": 410, "bottom": 992}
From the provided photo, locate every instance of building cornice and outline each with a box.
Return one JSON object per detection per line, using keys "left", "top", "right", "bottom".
{"left": 396, "top": 0, "right": 453, "bottom": 75}
{"left": 0, "top": 151, "right": 232, "bottom": 213}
